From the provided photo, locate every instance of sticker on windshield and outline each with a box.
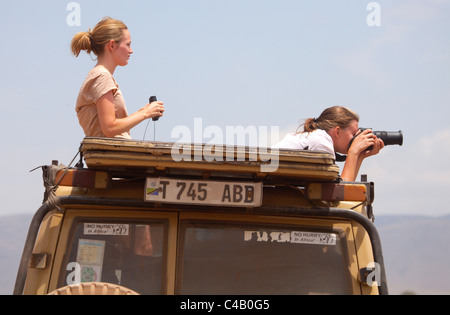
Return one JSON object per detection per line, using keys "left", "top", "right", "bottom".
{"left": 291, "top": 231, "right": 337, "bottom": 246}
{"left": 244, "top": 230, "right": 337, "bottom": 246}
{"left": 84, "top": 223, "right": 129, "bottom": 236}
{"left": 76, "top": 239, "right": 105, "bottom": 283}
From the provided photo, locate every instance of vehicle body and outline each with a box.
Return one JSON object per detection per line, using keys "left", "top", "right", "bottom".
{"left": 14, "top": 138, "right": 388, "bottom": 295}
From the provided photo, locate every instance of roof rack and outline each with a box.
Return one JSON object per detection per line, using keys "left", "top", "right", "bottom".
{"left": 80, "top": 137, "right": 340, "bottom": 182}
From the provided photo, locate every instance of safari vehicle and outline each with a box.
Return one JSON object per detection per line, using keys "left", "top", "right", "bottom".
{"left": 14, "top": 138, "right": 388, "bottom": 295}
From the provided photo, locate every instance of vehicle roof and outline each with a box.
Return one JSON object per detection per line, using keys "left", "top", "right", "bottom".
{"left": 80, "top": 137, "right": 339, "bottom": 183}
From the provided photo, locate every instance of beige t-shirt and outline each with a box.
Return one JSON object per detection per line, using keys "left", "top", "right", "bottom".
{"left": 76, "top": 66, "right": 131, "bottom": 139}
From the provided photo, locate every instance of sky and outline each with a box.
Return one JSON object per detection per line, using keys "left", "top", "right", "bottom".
{"left": 0, "top": 0, "right": 449, "bottom": 217}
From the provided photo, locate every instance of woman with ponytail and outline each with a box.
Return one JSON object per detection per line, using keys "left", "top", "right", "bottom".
{"left": 274, "top": 106, "right": 384, "bottom": 181}
{"left": 71, "top": 17, "right": 164, "bottom": 139}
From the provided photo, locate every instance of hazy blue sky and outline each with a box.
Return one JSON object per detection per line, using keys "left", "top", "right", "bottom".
{"left": 1, "top": 0, "right": 449, "bottom": 217}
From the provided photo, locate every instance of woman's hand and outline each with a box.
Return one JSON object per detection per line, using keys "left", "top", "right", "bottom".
{"left": 341, "top": 129, "right": 384, "bottom": 182}
{"left": 362, "top": 136, "right": 384, "bottom": 158}
{"left": 142, "top": 101, "right": 165, "bottom": 120}
{"left": 349, "top": 129, "right": 384, "bottom": 159}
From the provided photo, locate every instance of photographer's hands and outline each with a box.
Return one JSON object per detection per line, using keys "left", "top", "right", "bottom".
{"left": 349, "top": 129, "right": 384, "bottom": 158}
{"left": 341, "top": 129, "right": 384, "bottom": 182}
{"left": 363, "top": 132, "right": 384, "bottom": 158}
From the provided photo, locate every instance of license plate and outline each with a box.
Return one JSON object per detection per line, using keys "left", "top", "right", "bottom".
{"left": 145, "top": 178, "right": 262, "bottom": 208}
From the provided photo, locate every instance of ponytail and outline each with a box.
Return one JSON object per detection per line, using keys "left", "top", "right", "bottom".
{"left": 70, "top": 17, "right": 128, "bottom": 58}
{"left": 71, "top": 31, "right": 92, "bottom": 57}
{"left": 303, "top": 118, "right": 318, "bottom": 132}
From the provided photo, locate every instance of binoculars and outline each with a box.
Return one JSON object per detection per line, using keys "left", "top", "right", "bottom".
{"left": 149, "top": 96, "right": 159, "bottom": 121}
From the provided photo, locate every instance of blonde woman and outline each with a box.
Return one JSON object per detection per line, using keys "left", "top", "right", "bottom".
{"left": 274, "top": 106, "right": 384, "bottom": 181}
{"left": 71, "top": 17, "right": 164, "bottom": 139}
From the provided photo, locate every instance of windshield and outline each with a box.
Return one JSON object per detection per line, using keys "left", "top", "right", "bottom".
{"left": 59, "top": 219, "right": 167, "bottom": 295}
{"left": 177, "top": 221, "right": 352, "bottom": 295}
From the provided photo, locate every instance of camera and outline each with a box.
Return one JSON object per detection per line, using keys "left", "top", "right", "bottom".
{"left": 349, "top": 128, "right": 403, "bottom": 151}
{"left": 335, "top": 128, "right": 403, "bottom": 162}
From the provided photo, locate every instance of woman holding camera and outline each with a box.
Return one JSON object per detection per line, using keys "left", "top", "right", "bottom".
{"left": 274, "top": 106, "right": 384, "bottom": 182}
{"left": 71, "top": 17, "right": 164, "bottom": 139}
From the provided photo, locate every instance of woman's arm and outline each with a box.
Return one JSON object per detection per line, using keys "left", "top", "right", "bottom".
{"left": 341, "top": 130, "right": 384, "bottom": 181}
{"left": 96, "top": 91, "right": 164, "bottom": 138}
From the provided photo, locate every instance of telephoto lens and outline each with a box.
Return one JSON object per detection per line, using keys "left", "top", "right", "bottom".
{"left": 372, "top": 131, "right": 403, "bottom": 146}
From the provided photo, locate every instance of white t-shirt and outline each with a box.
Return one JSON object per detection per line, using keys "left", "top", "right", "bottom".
{"left": 273, "top": 129, "right": 335, "bottom": 155}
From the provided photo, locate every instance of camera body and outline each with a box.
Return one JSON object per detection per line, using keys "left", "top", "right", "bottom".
{"left": 349, "top": 128, "right": 403, "bottom": 151}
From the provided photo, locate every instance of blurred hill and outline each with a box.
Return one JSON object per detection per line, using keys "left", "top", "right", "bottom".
{"left": 0, "top": 214, "right": 32, "bottom": 295}
{"left": 375, "top": 215, "right": 450, "bottom": 295}
{"left": 2, "top": 213, "right": 450, "bottom": 295}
